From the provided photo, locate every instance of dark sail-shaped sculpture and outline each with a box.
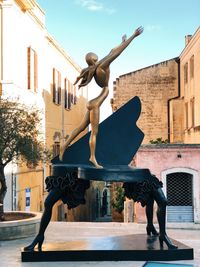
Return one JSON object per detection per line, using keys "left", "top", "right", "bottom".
{"left": 52, "top": 96, "right": 144, "bottom": 166}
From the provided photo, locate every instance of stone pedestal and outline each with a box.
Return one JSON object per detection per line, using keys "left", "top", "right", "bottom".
{"left": 21, "top": 234, "right": 193, "bottom": 262}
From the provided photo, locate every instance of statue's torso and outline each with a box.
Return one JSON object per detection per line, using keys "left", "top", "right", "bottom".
{"left": 94, "top": 65, "right": 110, "bottom": 88}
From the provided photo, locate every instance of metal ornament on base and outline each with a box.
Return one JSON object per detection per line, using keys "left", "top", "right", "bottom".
{"left": 22, "top": 27, "right": 193, "bottom": 262}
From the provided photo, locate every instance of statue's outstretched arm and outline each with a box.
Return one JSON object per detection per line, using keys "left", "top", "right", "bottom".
{"left": 74, "top": 67, "right": 95, "bottom": 89}
{"left": 74, "top": 69, "right": 86, "bottom": 86}
{"left": 99, "top": 26, "right": 143, "bottom": 68}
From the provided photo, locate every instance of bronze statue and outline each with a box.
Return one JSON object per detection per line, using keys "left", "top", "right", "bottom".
{"left": 23, "top": 27, "right": 178, "bottom": 254}
{"left": 59, "top": 26, "right": 144, "bottom": 168}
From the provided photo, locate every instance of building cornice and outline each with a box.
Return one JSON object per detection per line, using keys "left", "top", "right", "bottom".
{"left": 14, "top": 0, "right": 34, "bottom": 11}
{"left": 116, "top": 57, "right": 179, "bottom": 80}
{"left": 14, "top": 0, "right": 45, "bottom": 29}
{"left": 0, "top": 0, "right": 13, "bottom": 8}
{"left": 46, "top": 33, "right": 81, "bottom": 73}
{"left": 179, "top": 26, "right": 200, "bottom": 59}
{"left": 140, "top": 143, "right": 200, "bottom": 150}
{"left": 28, "top": 8, "right": 45, "bottom": 29}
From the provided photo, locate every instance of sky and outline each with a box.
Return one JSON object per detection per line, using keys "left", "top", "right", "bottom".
{"left": 37, "top": 0, "right": 200, "bottom": 120}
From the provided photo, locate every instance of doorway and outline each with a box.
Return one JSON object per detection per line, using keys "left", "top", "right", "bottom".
{"left": 166, "top": 172, "right": 193, "bottom": 222}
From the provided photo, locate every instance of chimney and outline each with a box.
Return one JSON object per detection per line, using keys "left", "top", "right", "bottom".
{"left": 185, "top": 35, "right": 192, "bottom": 46}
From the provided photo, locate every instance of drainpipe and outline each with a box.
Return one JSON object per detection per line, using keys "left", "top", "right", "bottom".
{"left": 167, "top": 57, "right": 181, "bottom": 143}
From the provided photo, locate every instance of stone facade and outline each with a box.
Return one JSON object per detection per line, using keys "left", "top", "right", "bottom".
{"left": 0, "top": 0, "right": 88, "bottom": 220}
{"left": 112, "top": 58, "right": 179, "bottom": 144}
{"left": 179, "top": 27, "right": 200, "bottom": 143}
{"left": 112, "top": 27, "right": 200, "bottom": 145}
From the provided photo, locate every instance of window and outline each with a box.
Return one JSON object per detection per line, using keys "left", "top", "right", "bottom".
{"left": 27, "top": 47, "right": 38, "bottom": 91}
{"left": 190, "top": 98, "right": 195, "bottom": 128}
{"left": 53, "top": 142, "right": 60, "bottom": 157}
{"left": 53, "top": 68, "right": 61, "bottom": 105}
{"left": 166, "top": 172, "right": 193, "bottom": 223}
{"left": 185, "top": 102, "right": 188, "bottom": 129}
{"left": 184, "top": 63, "right": 188, "bottom": 84}
{"left": 64, "top": 79, "right": 77, "bottom": 109}
{"left": 190, "top": 55, "right": 194, "bottom": 79}
{"left": 72, "top": 85, "right": 77, "bottom": 105}
{"left": 64, "top": 78, "right": 71, "bottom": 110}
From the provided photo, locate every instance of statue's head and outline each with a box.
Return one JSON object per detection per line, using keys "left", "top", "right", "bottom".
{"left": 85, "top": 52, "right": 98, "bottom": 66}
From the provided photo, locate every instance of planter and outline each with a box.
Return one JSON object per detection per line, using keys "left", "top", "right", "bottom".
{"left": 0, "top": 211, "right": 42, "bottom": 240}
{"left": 112, "top": 210, "right": 124, "bottom": 222}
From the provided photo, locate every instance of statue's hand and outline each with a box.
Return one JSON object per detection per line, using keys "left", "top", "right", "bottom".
{"left": 134, "top": 26, "right": 144, "bottom": 37}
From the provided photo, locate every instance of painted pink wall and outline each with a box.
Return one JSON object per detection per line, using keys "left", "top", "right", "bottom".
{"left": 135, "top": 145, "right": 200, "bottom": 178}
{"left": 133, "top": 144, "right": 200, "bottom": 223}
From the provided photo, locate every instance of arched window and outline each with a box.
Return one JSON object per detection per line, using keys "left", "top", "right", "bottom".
{"left": 166, "top": 172, "right": 193, "bottom": 222}
{"left": 162, "top": 168, "right": 200, "bottom": 223}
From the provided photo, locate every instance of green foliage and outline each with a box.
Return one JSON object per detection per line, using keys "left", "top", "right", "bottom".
{"left": 149, "top": 137, "right": 169, "bottom": 144}
{"left": 0, "top": 98, "right": 47, "bottom": 168}
{"left": 112, "top": 185, "right": 125, "bottom": 214}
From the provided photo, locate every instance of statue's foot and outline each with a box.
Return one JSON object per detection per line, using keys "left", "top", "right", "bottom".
{"left": 89, "top": 157, "right": 103, "bottom": 169}
{"left": 159, "top": 234, "right": 178, "bottom": 249}
{"left": 146, "top": 224, "right": 159, "bottom": 236}
{"left": 24, "top": 234, "right": 44, "bottom": 251}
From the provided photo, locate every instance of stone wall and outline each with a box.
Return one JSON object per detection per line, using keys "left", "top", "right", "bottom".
{"left": 112, "top": 58, "right": 179, "bottom": 144}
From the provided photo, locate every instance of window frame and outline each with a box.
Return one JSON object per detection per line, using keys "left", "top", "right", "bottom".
{"left": 190, "top": 55, "right": 194, "bottom": 79}
{"left": 27, "top": 46, "right": 38, "bottom": 92}
{"left": 184, "top": 62, "right": 188, "bottom": 84}
{"left": 53, "top": 68, "right": 61, "bottom": 105}
{"left": 190, "top": 97, "right": 195, "bottom": 128}
{"left": 185, "top": 102, "right": 189, "bottom": 130}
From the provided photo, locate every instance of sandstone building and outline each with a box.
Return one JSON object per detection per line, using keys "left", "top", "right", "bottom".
{"left": 179, "top": 28, "right": 200, "bottom": 143}
{"left": 111, "top": 27, "right": 200, "bottom": 226}
{"left": 112, "top": 27, "right": 200, "bottom": 145}
{"left": 112, "top": 58, "right": 180, "bottom": 144}
{"left": 0, "top": 0, "right": 88, "bottom": 220}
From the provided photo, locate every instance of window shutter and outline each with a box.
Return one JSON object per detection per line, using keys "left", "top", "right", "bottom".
{"left": 53, "top": 68, "right": 56, "bottom": 103}
{"left": 64, "top": 78, "right": 68, "bottom": 109}
{"left": 68, "top": 80, "right": 71, "bottom": 109}
{"left": 27, "top": 47, "right": 31, "bottom": 89}
{"left": 58, "top": 72, "right": 61, "bottom": 104}
{"left": 73, "top": 85, "right": 77, "bottom": 104}
{"left": 34, "top": 51, "right": 38, "bottom": 92}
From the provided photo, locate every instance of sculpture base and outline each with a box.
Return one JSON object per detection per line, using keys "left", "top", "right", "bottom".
{"left": 21, "top": 234, "right": 193, "bottom": 262}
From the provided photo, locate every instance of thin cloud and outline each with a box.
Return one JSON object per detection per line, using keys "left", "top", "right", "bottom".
{"left": 105, "top": 7, "right": 116, "bottom": 14}
{"left": 75, "top": 0, "right": 116, "bottom": 14}
{"left": 146, "top": 24, "right": 161, "bottom": 32}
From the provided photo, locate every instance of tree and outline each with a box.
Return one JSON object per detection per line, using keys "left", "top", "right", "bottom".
{"left": 0, "top": 99, "right": 46, "bottom": 221}
{"left": 149, "top": 137, "right": 169, "bottom": 144}
{"left": 112, "top": 185, "right": 125, "bottom": 214}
